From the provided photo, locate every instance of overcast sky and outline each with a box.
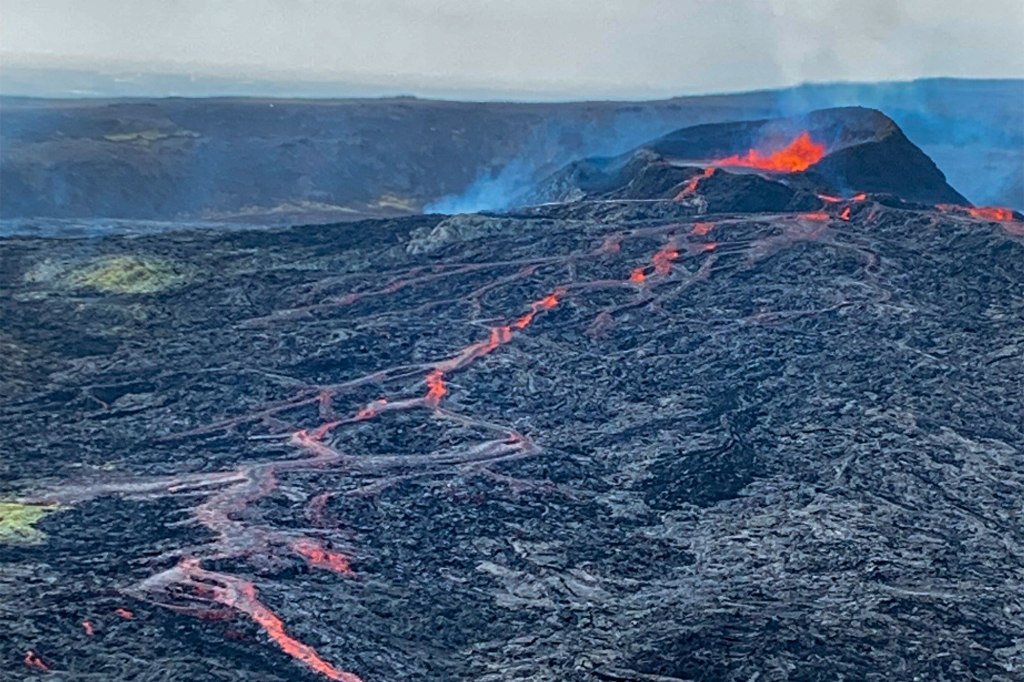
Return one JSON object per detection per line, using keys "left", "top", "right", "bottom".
{"left": 2, "top": 0, "right": 1022, "bottom": 99}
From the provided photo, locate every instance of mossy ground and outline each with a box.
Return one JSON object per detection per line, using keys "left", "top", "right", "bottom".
{"left": 0, "top": 502, "right": 58, "bottom": 545}
{"left": 66, "top": 255, "right": 187, "bottom": 294}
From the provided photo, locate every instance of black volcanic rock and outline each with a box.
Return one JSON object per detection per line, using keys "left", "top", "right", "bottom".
{"left": 531, "top": 107, "right": 969, "bottom": 208}
{"left": 803, "top": 132, "right": 968, "bottom": 204}
{"left": 2, "top": 182, "right": 1022, "bottom": 681}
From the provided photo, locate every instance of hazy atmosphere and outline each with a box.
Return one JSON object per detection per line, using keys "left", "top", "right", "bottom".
{"left": 3, "top": 0, "right": 1023, "bottom": 98}
{"left": 3, "top": 4, "right": 1024, "bottom": 682}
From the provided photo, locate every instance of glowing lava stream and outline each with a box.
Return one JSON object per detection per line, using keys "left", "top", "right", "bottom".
{"left": 711, "top": 131, "right": 826, "bottom": 172}
{"left": 22, "top": 223, "right": 729, "bottom": 681}
{"left": 419, "top": 288, "right": 566, "bottom": 408}
{"left": 968, "top": 206, "right": 1016, "bottom": 222}
{"left": 935, "top": 203, "right": 1021, "bottom": 228}
{"left": 140, "top": 560, "right": 364, "bottom": 682}
{"left": 674, "top": 167, "right": 715, "bottom": 200}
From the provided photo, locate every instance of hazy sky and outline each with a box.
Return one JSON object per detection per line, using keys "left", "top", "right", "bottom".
{"left": 2, "top": 0, "right": 1023, "bottom": 98}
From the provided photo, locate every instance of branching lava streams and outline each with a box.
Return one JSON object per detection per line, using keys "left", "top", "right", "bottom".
{"left": 17, "top": 214, "right": 885, "bottom": 680}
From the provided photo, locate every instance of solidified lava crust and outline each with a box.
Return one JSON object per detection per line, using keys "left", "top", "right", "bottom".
{"left": 1, "top": 165, "right": 1023, "bottom": 681}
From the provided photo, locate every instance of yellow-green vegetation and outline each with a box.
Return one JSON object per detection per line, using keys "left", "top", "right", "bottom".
{"left": 0, "top": 502, "right": 58, "bottom": 545}
{"left": 103, "top": 129, "right": 200, "bottom": 144}
{"left": 67, "top": 255, "right": 187, "bottom": 294}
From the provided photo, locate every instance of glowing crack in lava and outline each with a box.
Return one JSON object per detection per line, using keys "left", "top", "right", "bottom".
{"left": 24, "top": 651, "right": 49, "bottom": 672}
{"left": 422, "top": 289, "right": 564, "bottom": 407}
{"left": 291, "top": 539, "right": 355, "bottom": 576}
{"left": 801, "top": 212, "right": 831, "bottom": 222}
{"left": 652, "top": 244, "right": 680, "bottom": 276}
{"left": 19, "top": 227, "right": 731, "bottom": 680}
{"left": 629, "top": 239, "right": 680, "bottom": 284}
{"left": 154, "top": 560, "right": 364, "bottom": 682}
{"left": 712, "top": 132, "right": 826, "bottom": 172}
{"left": 674, "top": 167, "right": 715, "bottom": 200}
{"left": 969, "top": 206, "right": 1016, "bottom": 222}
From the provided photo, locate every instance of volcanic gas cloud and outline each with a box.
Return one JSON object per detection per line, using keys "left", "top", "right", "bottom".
{"left": 712, "top": 131, "right": 826, "bottom": 172}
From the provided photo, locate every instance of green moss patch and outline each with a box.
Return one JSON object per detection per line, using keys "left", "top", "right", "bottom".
{"left": 67, "top": 255, "right": 187, "bottom": 294}
{"left": 0, "top": 502, "right": 58, "bottom": 545}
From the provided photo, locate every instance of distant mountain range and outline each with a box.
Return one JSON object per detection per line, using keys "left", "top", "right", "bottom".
{"left": 1, "top": 78, "right": 1021, "bottom": 227}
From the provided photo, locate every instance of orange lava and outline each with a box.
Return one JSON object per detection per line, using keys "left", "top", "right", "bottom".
{"left": 114, "top": 608, "right": 134, "bottom": 619}
{"left": 422, "top": 288, "right": 564, "bottom": 406}
{"left": 818, "top": 194, "right": 842, "bottom": 203}
{"left": 513, "top": 290, "right": 562, "bottom": 329}
{"left": 713, "top": 132, "right": 826, "bottom": 172}
{"left": 801, "top": 212, "right": 831, "bottom": 221}
{"left": 691, "top": 222, "right": 713, "bottom": 236}
{"left": 238, "top": 582, "right": 362, "bottom": 682}
{"left": 852, "top": 193, "right": 868, "bottom": 201}
{"left": 484, "top": 325, "right": 513, "bottom": 353}
{"left": 629, "top": 239, "right": 684, "bottom": 284}
{"left": 675, "top": 167, "right": 715, "bottom": 199}
{"left": 651, "top": 245, "right": 679, "bottom": 276}
{"left": 82, "top": 620, "right": 95, "bottom": 636}
{"left": 840, "top": 207, "right": 852, "bottom": 221}
{"left": 170, "top": 560, "right": 362, "bottom": 681}
{"left": 24, "top": 650, "right": 49, "bottom": 672}
{"left": 291, "top": 539, "right": 355, "bottom": 577}
{"left": 424, "top": 369, "right": 447, "bottom": 406}
{"left": 969, "top": 206, "right": 1016, "bottom": 222}
{"left": 512, "top": 312, "right": 535, "bottom": 329}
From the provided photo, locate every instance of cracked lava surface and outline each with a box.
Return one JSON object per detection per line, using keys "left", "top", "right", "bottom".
{"left": 2, "top": 186, "right": 1023, "bottom": 681}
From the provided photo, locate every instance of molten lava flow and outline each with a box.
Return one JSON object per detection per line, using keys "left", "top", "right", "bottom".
{"left": 424, "top": 369, "right": 447, "bottom": 406}
{"left": 115, "top": 608, "right": 134, "bottom": 619}
{"left": 513, "top": 290, "right": 562, "bottom": 329}
{"left": 969, "top": 206, "right": 1016, "bottom": 222}
{"left": 801, "top": 212, "right": 830, "bottom": 222}
{"left": 233, "top": 580, "right": 361, "bottom": 682}
{"left": 291, "top": 539, "right": 355, "bottom": 577}
{"left": 628, "top": 239, "right": 682, "bottom": 284}
{"left": 712, "top": 132, "right": 826, "bottom": 172}
{"left": 675, "top": 167, "right": 715, "bottom": 199}
{"left": 421, "top": 288, "right": 565, "bottom": 406}
{"left": 691, "top": 222, "right": 714, "bottom": 236}
{"left": 485, "top": 325, "right": 514, "bottom": 352}
{"left": 24, "top": 651, "right": 49, "bottom": 672}
{"left": 155, "top": 560, "right": 363, "bottom": 682}
{"left": 852, "top": 193, "right": 868, "bottom": 201}
{"left": 651, "top": 244, "right": 679, "bottom": 276}
{"left": 818, "top": 194, "right": 842, "bottom": 204}
{"left": 82, "top": 620, "right": 95, "bottom": 636}
{"left": 840, "top": 207, "right": 852, "bottom": 221}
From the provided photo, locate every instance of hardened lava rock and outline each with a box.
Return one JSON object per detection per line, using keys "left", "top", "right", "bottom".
{"left": 1, "top": 153, "right": 1022, "bottom": 680}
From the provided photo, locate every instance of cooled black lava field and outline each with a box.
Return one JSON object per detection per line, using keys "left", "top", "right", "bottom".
{"left": 1, "top": 110, "right": 1023, "bottom": 682}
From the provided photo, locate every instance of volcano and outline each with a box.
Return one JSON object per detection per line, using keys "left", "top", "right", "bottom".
{"left": 1, "top": 106, "right": 1022, "bottom": 682}
{"left": 530, "top": 107, "right": 970, "bottom": 208}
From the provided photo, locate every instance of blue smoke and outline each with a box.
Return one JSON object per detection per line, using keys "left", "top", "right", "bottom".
{"left": 428, "top": 79, "right": 1024, "bottom": 213}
